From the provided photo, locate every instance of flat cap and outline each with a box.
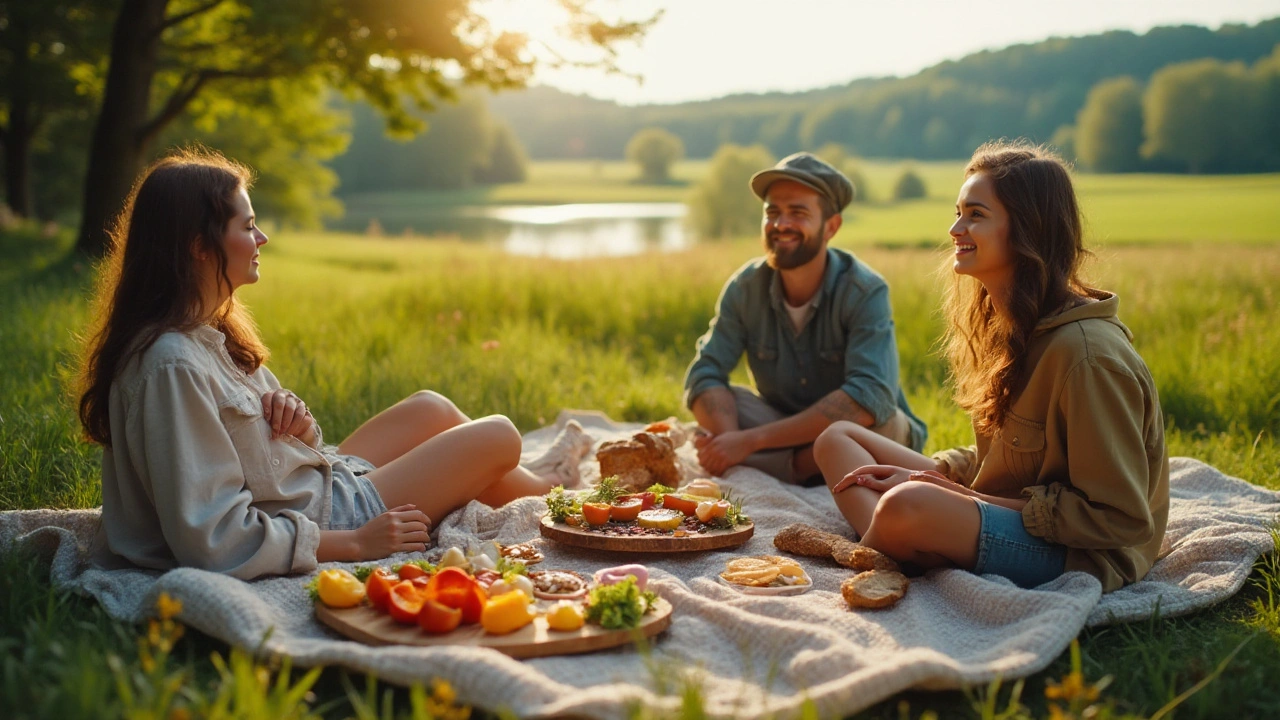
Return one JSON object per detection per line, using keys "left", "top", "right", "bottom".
{"left": 749, "top": 152, "right": 854, "bottom": 213}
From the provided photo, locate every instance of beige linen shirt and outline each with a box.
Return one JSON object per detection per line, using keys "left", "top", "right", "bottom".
{"left": 933, "top": 294, "right": 1170, "bottom": 592}
{"left": 98, "top": 325, "right": 332, "bottom": 579}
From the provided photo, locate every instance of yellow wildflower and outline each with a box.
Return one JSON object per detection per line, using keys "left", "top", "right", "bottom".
{"left": 157, "top": 592, "right": 183, "bottom": 620}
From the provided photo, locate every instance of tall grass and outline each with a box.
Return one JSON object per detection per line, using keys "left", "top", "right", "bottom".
{"left": 1, "top": 223, "right": 1278, "bottom": 718}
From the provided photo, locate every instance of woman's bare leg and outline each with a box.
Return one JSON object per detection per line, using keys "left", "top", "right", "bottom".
{"left": 812, "top": 421, "right": 936, "bottom": 535}
{"left": 860, "top": 483, "right": 981, "bottom": 570}
{"left": 339, "top": 391, "right": 585, "bottom": 502}
{"left": 365, "top": 415, "right": 525, "bottom": 524}
{"left": 339, "top": 391, "right": 468, "bottom": 466}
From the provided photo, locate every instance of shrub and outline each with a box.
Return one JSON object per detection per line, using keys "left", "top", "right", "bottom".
{"left": 686, "top": 144, "right": 775, "bottom": 239}
{"left": 893, "top": 169, "right": 927, "bottom": 201}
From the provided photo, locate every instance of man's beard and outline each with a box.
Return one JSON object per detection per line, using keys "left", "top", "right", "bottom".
{"left": 764, "top": 228, "right": 824, "bottom": 270}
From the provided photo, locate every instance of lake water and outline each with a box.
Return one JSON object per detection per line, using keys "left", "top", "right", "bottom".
{"left": 362, "top": 202, "right": 693, "bottom": 259}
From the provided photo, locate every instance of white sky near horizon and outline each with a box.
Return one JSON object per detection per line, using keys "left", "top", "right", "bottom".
{"left": 482, "top": 0, "right": 1280, "bottom": 105}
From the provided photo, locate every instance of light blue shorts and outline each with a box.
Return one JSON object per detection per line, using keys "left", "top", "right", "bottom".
{"left": 972, "top": 500, "right": 1067, "bottom": 589}
{"left": 326, "top": 456, "right": 388, "bottom": 531}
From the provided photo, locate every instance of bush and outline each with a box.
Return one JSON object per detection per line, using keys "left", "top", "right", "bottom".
{"left": 893, "top": 169, "right": 927, "bottom": 201}
{"left": 686, "top": 144, "right": 775, "bottom": 239}
{"left": 625, "top": 127, "right": 685, "bottom": 184}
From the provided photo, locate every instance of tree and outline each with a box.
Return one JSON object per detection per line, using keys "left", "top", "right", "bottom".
{"left": 0, "top": 1, "right": 108, "bottom": 218}
{"left": 1049, "top": 124, "right": 1077, "bottom": 163}
{"left": 893, "top": 169, "right": 927, "bottom": 201}
{"left": 1075, "top": 76, "right": 1145, "bottom": 172}
{"left": 1142, "top": 58, "right": 1260, "bottom": 172}
{"left": 625, "top": 127, "right": 683, "bottom": 183}
{"left": 73, "top": 0, "right": 653, "bottom": 257}
{"left": 686, "top": 144, "right": 773, "bottom": 239}
{"left": 159, "top": 78, "right": 349, "bottom": 229}
{"left": 474, "top": 121, "right": 528, "bottom": 185}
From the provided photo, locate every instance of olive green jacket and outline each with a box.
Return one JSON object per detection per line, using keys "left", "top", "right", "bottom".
{"left": 934, "top": 294, "right": 1169, "bottom": 592}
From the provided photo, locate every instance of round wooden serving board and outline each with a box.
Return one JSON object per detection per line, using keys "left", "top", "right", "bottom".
{"left": 540, "top": 514, "right": 754, "bottom": 552}
{"left": 315, "top": 597, "right": 672, "bottom": 659}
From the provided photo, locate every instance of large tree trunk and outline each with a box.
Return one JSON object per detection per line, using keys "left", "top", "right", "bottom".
{"left": 3, "top": 116, "right": 35, "bottom": 219}
{"left": 2, "top": 7, "right": 35, "bottom": 218}
{"left": 74, "top": 0, "right": 169, "bottom": 258}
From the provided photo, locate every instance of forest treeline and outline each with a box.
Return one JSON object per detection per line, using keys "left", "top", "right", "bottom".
{"left": 4, "top": 9, "right": 1278, "bottom": 236}
{"left": 486, "top": 19, "right": 1280, "bottom": 168}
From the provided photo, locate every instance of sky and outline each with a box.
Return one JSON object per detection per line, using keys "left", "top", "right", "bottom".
{"left": 484, "top": 0, "right": 1280, "bottom": 105}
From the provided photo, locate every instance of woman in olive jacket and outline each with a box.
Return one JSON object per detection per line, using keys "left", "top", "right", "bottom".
{"left": 813, "top": 140, "right": 1168, "bottom": 591}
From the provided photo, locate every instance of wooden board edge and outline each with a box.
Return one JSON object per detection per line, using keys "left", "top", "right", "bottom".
{"left": 539, "top": 514, "right": 754, "bottom": 552}
{"left": 315, "top": 597, "right": 673, "bottom": 659}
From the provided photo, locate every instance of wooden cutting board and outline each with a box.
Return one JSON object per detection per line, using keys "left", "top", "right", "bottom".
{"left": 539, "top": 515, "right": 754, "bottom": 552}
{"left": 316, "top": 597, "right": 672, "bottom": 659}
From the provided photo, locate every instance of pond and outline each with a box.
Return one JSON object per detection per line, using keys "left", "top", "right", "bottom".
{"left": 356, "top": 202, "right": 694, "bottom": 259}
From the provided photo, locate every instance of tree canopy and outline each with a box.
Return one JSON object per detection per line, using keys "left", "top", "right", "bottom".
{"left": 625, "top": 127, "right": 684, "bottom": 183}
{"left": 0, "top": 0, "right": 653, "bottom": 255}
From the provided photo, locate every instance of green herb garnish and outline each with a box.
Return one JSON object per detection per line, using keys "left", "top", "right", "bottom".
{"left": 584, "top": 475, "right": 624, "bottom": 505}
{"left": 495, "top": 557, "right": 528, "bottom": 578}
{"left": 352, "top": 565, "right": 376, "bottom": 582}
{"left": 545, "top": 485, "right": 582, "bottom": 522}
{"left": 304, "top": 576, "right": 320, "bottom": 602}
{"left": 585, "top": 577, "right": 657, "bottom": 630}
{"left": 645, "top": 483, "right": 676, "bottom": 503}
{"left": 708, "top": 489, "right": 749, "bottom": 529}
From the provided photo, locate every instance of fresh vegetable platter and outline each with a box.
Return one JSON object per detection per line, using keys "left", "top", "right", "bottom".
{"left": 310, "top": 544, "right": 670, "bottom": 659}
{"left": 539, "top": 477, "right": 754, "bottom": 552}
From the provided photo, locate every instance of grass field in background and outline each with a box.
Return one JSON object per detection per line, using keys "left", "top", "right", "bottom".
{"left": 335, "top": 160, "right": 1280, "bottom": 246}
{"left": 2, "top": 214, "right": 1278, "bottom": 718}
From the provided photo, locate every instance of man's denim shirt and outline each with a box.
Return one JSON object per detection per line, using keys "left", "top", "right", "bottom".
{"left": 683, "top": 247, "right": 927, "bottom": 451}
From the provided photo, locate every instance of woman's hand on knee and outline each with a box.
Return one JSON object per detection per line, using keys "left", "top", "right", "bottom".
{"left": 832, "top": 464, "right": 914, "bottom": 493}
{"left": 356, "top": 504, "right": 432, "bottom": 559}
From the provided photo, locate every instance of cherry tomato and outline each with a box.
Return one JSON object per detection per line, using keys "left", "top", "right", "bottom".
{"left": 581, "top": 502, "right": 612, "bottom": 526}
{"left": 609, "top": 498, "right": 644, "bottom": 522}
{"left": 660, "top": 494, "right": 698, "bottom": 516}
{"left": 418, "top": 598, "right": 463, "bottom": 634}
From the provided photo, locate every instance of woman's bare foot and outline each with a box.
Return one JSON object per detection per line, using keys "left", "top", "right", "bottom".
{"left": 524, "top": 420, "right": 594, "bottom": 488}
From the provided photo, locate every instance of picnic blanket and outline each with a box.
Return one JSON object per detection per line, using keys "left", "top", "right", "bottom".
{"left": 2, "top": 410, "right": 1276, "bottom": 719}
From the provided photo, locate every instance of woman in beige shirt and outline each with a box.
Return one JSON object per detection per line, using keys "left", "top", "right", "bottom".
{"left": 78, "top": 149, "right": 591, "bottom": 580}
{"left": 812, "top": 141, "right": 1168, "bottom": 591}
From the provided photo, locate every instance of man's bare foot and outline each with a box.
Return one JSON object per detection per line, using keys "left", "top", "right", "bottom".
{"left": 524, "top": 420, "right": 594, "bottom": 488}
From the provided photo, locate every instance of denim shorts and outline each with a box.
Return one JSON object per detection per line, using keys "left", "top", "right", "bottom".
{"left": 326, "top": 457, "right": 388, "bottom": 531}
{"left": 972, "top": 500, "right": 1067, "bottom": 589}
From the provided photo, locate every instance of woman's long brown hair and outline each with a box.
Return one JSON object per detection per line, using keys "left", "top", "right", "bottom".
{"left": 942, "top": 140, "right": 1104, "bottom": 433}
{"left": 78, "top": 148, "right": 268, "bottom": 446}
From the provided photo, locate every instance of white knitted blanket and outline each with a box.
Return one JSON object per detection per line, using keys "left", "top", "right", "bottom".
{"left": 2, "top": 411, "right": 1276, "bottom": 719}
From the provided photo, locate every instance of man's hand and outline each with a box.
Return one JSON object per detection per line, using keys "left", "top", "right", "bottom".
{"left": 695, "top": 429, "right": 757, "bottom": 477}
{"left": 260, "top": 388, "right": 313, "bottom": 440}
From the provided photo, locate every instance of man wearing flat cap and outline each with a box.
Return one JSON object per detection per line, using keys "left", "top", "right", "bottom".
{"left": 683, "top": 152, "right": 926, "bottom": 485}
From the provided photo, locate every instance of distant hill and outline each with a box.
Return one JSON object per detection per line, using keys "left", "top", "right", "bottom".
{"left": 489, "top": 18, "right": 1280, "bottom": 160}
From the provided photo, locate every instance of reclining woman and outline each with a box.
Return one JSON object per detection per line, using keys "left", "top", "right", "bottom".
{"left": 78, "top": 149, "right": 592, "bottom": 580}
{"left": 813, "top": 140, "right": 1169, "bottom": 591}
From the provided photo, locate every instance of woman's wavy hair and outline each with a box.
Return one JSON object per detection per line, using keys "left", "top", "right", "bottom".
{"left": 942, "top": 140, "right": 1103, "bottom": 433}
{"left": 78, "top": 147, "right": 268, "bottom": 446}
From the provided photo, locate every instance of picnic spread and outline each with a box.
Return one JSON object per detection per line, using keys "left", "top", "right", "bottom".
{"left": 2, "top": 410, "right": 1277, "bottom": 719}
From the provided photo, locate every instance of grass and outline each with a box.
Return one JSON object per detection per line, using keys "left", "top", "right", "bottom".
{"left": 334, "top": 160, "right": 1280, "bottom": 246}
{"left": 2, "top": 188, "right": 1279, "bottom": 718}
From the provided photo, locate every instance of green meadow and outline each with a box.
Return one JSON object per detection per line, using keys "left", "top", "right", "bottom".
{"left": 337, "top": 160, "right": 1280, "bottom": 246}
{"left": 2, "top": 166, "right": 1279, "bottom": 718}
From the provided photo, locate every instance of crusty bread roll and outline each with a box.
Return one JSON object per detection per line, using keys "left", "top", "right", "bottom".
{"left": 841, "top": 571, "right": 909, "bottom": 609}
